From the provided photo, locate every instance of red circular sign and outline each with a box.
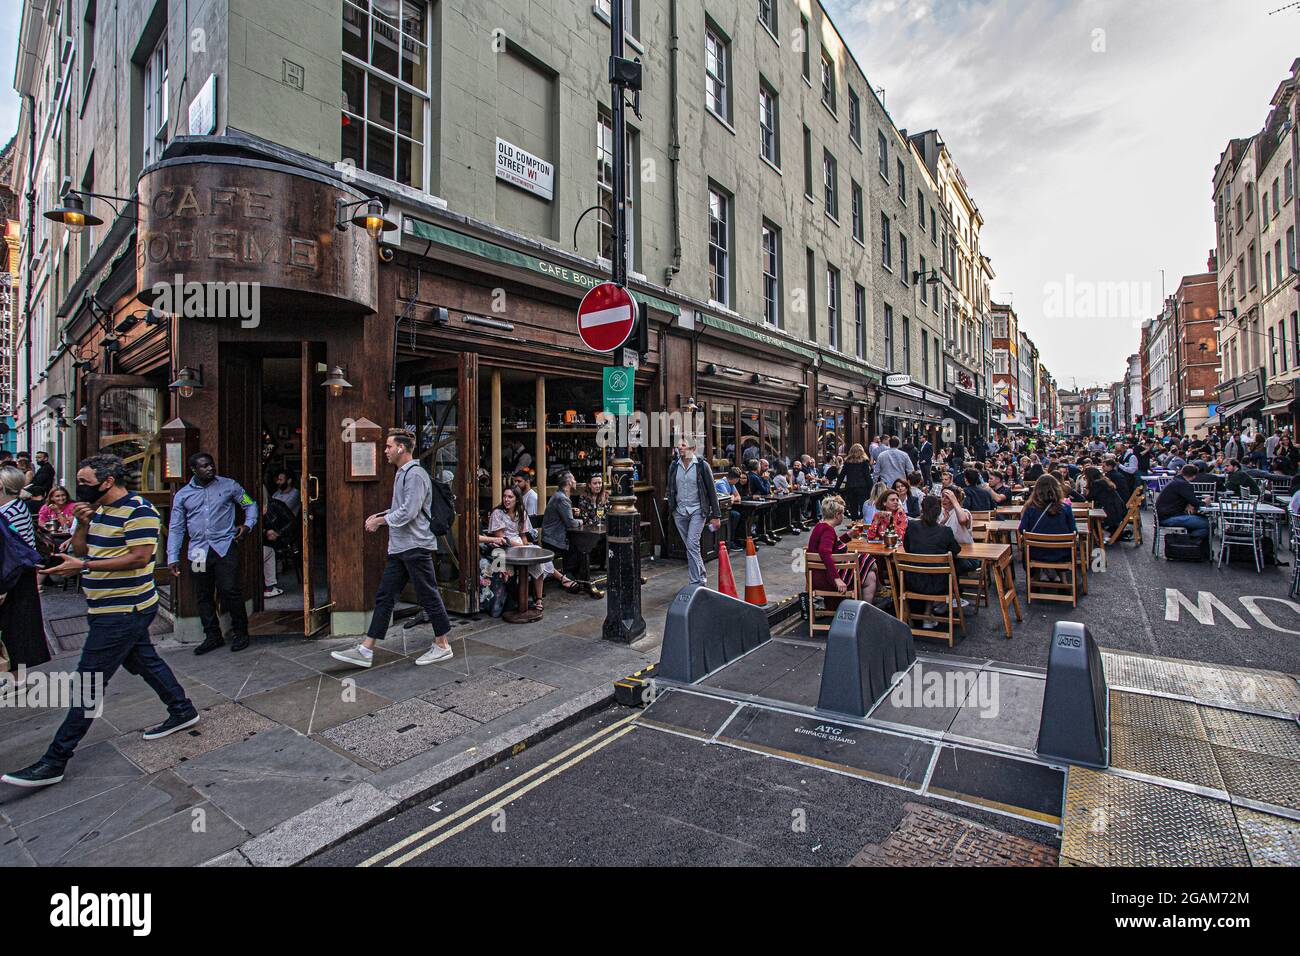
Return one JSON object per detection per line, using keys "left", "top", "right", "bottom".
{"left": 576, "top": 282, "right": 636, "bottom": 353}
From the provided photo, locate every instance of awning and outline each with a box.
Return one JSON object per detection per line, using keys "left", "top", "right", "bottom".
{"left": 947, "top": 406, "right": 979, "bottom": 426}
{"left": 1216, "top": 395, "right": 1263, "bottom": 420}
{"left": 1160, "top": 411, "right": 1179, "bottom": 425}
{"left": 1261, "top": 400, "right": 1294, "bottom": 415}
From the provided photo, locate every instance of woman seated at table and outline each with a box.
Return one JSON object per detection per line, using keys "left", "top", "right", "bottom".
{"left": 938, "top": 485, "right": 974, "bottom": 546}
{"left": 903, "top": 495, "right": 979, "bottom": 626}
{"left": 865, "top": 487, "right": 910, "bottom": 541}
{"left": 576, "top": 474, "right": 610, "bottom": 525}
{"left": 771, "top": 460, "right": 792, "bottom": 494}
{"left": 861, "top": 481, "right": 888, "bottom": 525}
{"left": 806, "top": 495, "right": 877, "bottom": 610}
{"left": 1081, "top": 466, "right": 1125, "bottom": 535}
{"left": 480, "top": 486, "right": 576, "bottom": 613}
{"left": 37, "top": 485, "right": 75, "bottom": 530}
{"left": 1017, "top": 474, "right": 1076, "bottom": 583}
{"left": 893, "top": 478, "right": 921, "bottom": 519}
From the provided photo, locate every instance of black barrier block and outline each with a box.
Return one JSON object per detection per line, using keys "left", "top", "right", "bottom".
{"left": 1035, "top": 621, "right": 1109, "bottom": 768}
{"left": 658, "top": 585, "right": 772, "bottom": 683}
{"left": 817, "top": 600, "right": 917, "bottom": 718}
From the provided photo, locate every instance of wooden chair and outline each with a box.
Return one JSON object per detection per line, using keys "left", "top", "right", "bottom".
{"left": 1107, "top": 488, "right": 1144, "bottom": 546}
{"left": 957, "top": 545, "right": 989, "bottom": 608}
{"left": 1021, "top": 532, "right": 1080, "bottom": 607}
{"left": 805, "top": 552, "right": 863, "bottom": 637}
{"left": 893, "top": 551, "right": 965, "bottom": 647}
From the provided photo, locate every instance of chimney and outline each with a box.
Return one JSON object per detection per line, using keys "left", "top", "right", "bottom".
{"left": 1208, "top": 249, "right": 1218, "bottom": 274}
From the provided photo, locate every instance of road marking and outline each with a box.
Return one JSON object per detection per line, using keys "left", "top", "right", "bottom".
{"left": 358, "top": 712, "right": 639, "bottom": 867}
{"left": 1164, "top": 589, "right": 1249, "bottom": 628}
{"left": 383, "top": 725, "right": 636, "bottom": 867}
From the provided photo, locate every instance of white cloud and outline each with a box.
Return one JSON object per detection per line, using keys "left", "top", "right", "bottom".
{"left": 826, "top": 0, "right": 1298, "bottom": 386}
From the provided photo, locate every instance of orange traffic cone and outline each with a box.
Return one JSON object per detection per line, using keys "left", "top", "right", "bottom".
{"left": 716, "top": 542, "right": 739, "bottom": 599}
{"left": 743, "top": 536, "right": 767, "bottom": 606}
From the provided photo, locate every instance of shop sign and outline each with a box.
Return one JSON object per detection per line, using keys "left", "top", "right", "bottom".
{"left": 884, "top": 373, "right": 912, "bottom": 388}
{"left": 603, "top": 366, "right": 634, "bottom": 416}
{"left": 188, "top": 73, "right": 217, "bottom": 136}
{"left": 495, "top": 138, "right": 554, "bottom": 201}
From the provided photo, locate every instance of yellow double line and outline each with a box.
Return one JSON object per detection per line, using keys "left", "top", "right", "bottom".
{"left": 360, "top": 712, "right": 640, "bottom": 867}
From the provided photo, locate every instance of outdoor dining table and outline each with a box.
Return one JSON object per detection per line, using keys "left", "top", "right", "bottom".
{"left": 732, "top": 498, "right": 778, "bottom": 545}
{"left": 847, "top": 539, "right": 1021, "bottom": 639}
{"left": 500, "top": 545, "right": 556, "bottom": 624}
{"left": 768, "top": 494, "right": 806, "bottom": 536}
{"left": 996, "top": 505, "right": 1108, "bottom": 547}
{"left": 1199, "top": 501, "right": 1289, "bottom": 546}
{"left": 566, "top": 524, "right": 607, "bottom": 595}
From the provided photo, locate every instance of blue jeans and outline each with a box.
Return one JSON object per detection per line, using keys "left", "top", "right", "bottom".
{"left": 1161, "top": 513, "right": 1209, "bottom": 540}
{"left": 45, "top": 608, "right": 193, "bottom": 767}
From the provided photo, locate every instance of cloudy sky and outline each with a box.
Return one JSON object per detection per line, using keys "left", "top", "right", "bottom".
{"left": 0, "top": 1, "right": 1294, "bottom": 387}
{"left": 826, "top": 0, "right": 1298, "bottom": 388}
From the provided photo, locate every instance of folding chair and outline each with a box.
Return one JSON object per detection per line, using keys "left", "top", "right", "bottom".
{"left": 957, "top": 554, "right": 989, "bottom": 609}
{"left": 1022, "top": 532, "right": 1080, "bottom": 607}
{"left": 1107, "top": 489, "right": 1144, "bottom": 546}
{"left": 1290, "top": 513, "right": 1300, "bottom": 599}
{"left": 1217, "top": 499, "right": 1263, "bottom": 572}
{"left": 893, "top": 551, "right": 965, "bottom": 647}
{"left": 804, "top": 552, "right": 864, "bottom": 637}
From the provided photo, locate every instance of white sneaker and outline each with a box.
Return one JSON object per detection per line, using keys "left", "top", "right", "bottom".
{"left": 416, "top": 643, "right": 454, "bottom": 666}
{"left": 330, "top": 646, "right": 374, "bottom": 669}
{"left": 921, "top": 621, "right": 940, "bottom": 630}
{"left": 264, "top": 587, "right": 284, "bottom": 598}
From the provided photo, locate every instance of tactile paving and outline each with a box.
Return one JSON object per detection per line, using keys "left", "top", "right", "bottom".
{"left": 1109, "top": 722, "right": 1224, "bottom": 790}
{"left": 1232, "top": 806, "right": 1300, "bottom": 867}
{"left": 1210, "top": 745, "right": 1300, "bottom": 812}
{"left": 1109, "top": 691, "right": 1206, "bottom": 739}
{"left": 1061, "top": 768, "right": 1249, "bottom": 867}
{"left": 1102, "top": 651, "right": 1300, "bottom": 716}
{"left": 1198, "top": 707, "right": 1300, "bottom": 762}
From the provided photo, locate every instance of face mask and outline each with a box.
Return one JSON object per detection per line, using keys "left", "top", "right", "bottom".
{"left": 76, "top": 481, "right": 109, "bottom": 504}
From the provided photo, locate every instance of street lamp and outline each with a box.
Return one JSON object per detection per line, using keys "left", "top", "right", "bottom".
{"left": 321, "top": 365, "right": 353, "bottom": 396}
{"left": 43, "top": 186, "right": 138, "bottom": 234}
{"left": 335, "top": 196, "right": 396, "bottom": 240}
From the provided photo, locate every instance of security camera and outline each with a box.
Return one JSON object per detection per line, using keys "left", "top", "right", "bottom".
{"left": 378, "top": 245, "right": 395, "bottom": 263}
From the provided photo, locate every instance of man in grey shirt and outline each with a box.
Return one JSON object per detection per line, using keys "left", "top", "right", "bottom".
{"left": 874, "top": 436, "right": 915, "bottom": 489}
{"left": 666, "top": 437, "right": 721, "bottom": 586}
{"left": 332, "top": 430, "right": 453, "bottom": 669}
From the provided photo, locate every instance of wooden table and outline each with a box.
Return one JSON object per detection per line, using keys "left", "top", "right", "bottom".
{"left": 846, "top": 539, "right": 1021, "bottom": 639}
{"left": 733, "top": 499, "right": 778, "bottom": 545}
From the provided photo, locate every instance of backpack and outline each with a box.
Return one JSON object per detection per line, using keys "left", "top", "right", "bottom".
{"left": 1164, "top": 532, "right": 1208, "bottom": 562}
{"left": 429, "top": 479, "right": 456, "bottom": 537}
{"left": 1225, "top": 535, "right": 1277, "bottom": 567}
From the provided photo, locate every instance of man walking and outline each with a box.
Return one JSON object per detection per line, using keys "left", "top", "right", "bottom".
{"left": 167, "top": 453, "right": 258, "bottom": 654}
{"left": 874, "top": 436, "right": 915, "bottom": 489}
{"left": 3, "top": 455, "right": 198, "bottom": 788}
{"left": 917, "top": 434, "right": 934, "bottom": 486}
{"left": 332, "top": 430, "right": 453, "bottom": 669}
{"left": 667, "top": 436, "right": 721, "bottom": 587}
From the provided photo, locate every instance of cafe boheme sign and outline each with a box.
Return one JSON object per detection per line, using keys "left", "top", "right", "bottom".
{"left": 136, "top": 157, "right": 377, "bottom": 314}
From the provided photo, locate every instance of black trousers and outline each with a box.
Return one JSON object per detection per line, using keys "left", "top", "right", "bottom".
{"left": 368, "top": 548, "right": 452, "bottom": 641}
{"left": 842, "top": 488, "right": 868, "bottom": 520}
{"left": 192, "top": 545, "right": 249, "bottom": 640}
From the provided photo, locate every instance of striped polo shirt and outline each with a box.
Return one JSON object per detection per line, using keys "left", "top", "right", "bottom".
{"left": 84, "top": 492, "right": 161, "bottom": 614}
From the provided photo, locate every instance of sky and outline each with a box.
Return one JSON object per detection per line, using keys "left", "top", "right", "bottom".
{"left": 825, "top": 0, "right": 1299, "bottom": 389}
{"left": 0, "top": 1, "right": 1294, "bottom": 388}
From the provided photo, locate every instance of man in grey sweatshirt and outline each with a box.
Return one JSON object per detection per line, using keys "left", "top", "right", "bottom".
{"left": 332, "top": 429, "right": 453, "bottom": 669}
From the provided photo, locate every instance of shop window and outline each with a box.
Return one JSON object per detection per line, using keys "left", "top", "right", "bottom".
{"left": 740, "top": 407, "right": 762, "bottom": 464}
{"left": 763, "top": 409, "right": 783, "bottom": 461}
{"left": 97, "top": 386, "right": 164, "bottom": 492}
{"left": 141, "top": 32, "right": 168, "bottom": 168}
{"left": 711, "top": 402, "right": 736, "bottom": 467}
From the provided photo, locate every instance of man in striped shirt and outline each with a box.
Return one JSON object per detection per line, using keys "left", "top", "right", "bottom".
{"left": 2, "top": 455, "right": 198, "bottom": 789}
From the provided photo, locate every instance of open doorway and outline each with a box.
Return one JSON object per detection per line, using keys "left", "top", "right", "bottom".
{"left": 236, "top": 346, "right": 331, "bottom": 637}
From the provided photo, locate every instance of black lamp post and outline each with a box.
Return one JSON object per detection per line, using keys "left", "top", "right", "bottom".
{"left": 602, "top": 1, "right": 646, "bottom": 645}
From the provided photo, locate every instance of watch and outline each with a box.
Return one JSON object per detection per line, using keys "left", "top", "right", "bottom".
{"left": 80, "top": 558, "right": 91, "bottom": 572}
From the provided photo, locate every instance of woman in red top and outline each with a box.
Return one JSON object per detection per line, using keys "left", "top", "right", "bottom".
{"left": 866, "top": 487, "right": 910, "bottom": 541}
{"left": 806, "top": 495, "right": 877, "bottom": 607}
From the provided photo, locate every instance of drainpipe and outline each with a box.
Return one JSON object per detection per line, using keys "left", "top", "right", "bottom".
{"left": 664, "top": 0, "right": 681, "bottom": 286}
{"left": 23, "top": 93, "right": 36, "bottom": 456}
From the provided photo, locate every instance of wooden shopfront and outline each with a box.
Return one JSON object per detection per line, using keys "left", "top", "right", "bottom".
{"left": 389, "top": 215, "right": 676, "bottom": 614}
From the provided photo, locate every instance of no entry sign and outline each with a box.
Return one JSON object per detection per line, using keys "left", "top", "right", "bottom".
{"left": 577, "top": 282, "right": 636, "bottom": 353}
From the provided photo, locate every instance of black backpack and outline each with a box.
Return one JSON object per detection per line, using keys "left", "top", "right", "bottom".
{"left": 1164, "top": 532, "right": 1208, "bottom": 562}
{"left": 429, "top": 479, "right": 456, "bottom": 537}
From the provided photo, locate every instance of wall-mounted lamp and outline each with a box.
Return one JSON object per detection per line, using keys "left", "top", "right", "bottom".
{"left": 42, "top": 394, "right": 68, "bottom": 410}
{"left": 169, "top": 365, "right": 205, "bottom": 399}
{"left": 703, "top": 363, "right": 718, "bottom": 376}
{"left": 72, "top": 406, "right": 88, "bottom": 426}
{"left": 322, "top": 365, "right": 353, "bottom": 396}
{"left": 335, "top": 196, "right": 396, "bottom": 239}
{"left": 912, "top": 269, "right": 942, "bottom": 286}
{"left": 678, "top": 395, "right": 700, "bottom": 412}
{"left": 43, "top": 185, "right": 139, "bottom": 234}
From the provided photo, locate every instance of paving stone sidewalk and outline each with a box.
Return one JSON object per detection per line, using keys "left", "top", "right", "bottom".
{"left": 0, "top": 537, "right": 809, "bottom": 867}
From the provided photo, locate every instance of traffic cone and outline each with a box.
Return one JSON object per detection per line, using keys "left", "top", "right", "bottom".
{"left": 743, "top": 536, "right": 767, "bottom": 606}
{"left": 716, "top": 542, "right": 739, "bottom": 599}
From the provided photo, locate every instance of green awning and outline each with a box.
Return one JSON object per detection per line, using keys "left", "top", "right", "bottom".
{"left": 404, "top": 216, "right": 680, "bottom": 316}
